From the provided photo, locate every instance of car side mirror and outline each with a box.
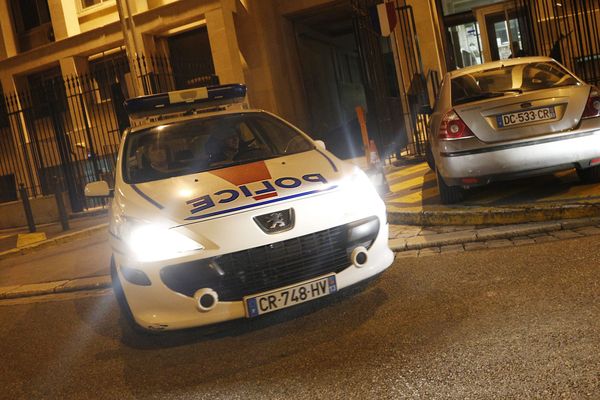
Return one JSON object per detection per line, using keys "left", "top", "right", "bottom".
{"left": 314, "top": 140, "right": 326, "bottom": 151}
{"left": 85, "top": 181, "right": 113, "bottom": 198}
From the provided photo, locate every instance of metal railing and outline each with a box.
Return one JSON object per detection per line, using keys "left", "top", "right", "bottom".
{"left": 0, "top": 53, "right": 218, "bottom": 210}
{"left": 517, "top": 0, "right": 600, "bottom": 86}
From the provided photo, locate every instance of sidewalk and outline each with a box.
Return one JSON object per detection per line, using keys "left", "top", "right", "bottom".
{"left": 0, "top": 209, "right": 109, "bottom": 252}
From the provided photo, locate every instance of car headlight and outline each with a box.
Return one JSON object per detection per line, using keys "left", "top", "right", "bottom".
{"left": 345, "top": 167, "right": 380, "bottom": 203}
{"left": 113, "top": 216, "right": 203, "bottom": 262}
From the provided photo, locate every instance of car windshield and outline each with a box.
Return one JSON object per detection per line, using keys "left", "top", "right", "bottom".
{"left": 451, "top": 61, "right": 580, "bottom": 106}
{"left": 123, "top": 112, "right": 314, "bottom": 183}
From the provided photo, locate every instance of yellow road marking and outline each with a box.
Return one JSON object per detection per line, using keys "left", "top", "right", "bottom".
{"left": 391, "top": 186, "right": 440, "bottom": 204}
{"left": 387, "top": 163, "right": 429, "bottom": 180}
{"left": 16, "top": 233, "right": 47, "bottom": 248}
{"left": 385, "top": 165, "right": 600, "bottom": 207}
{"left": 390, "top": 172, "right": 436, "bottom": 192}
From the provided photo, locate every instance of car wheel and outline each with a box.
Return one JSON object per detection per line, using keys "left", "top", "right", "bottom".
{"left": 110, "top": 257, "right": 152, "bottom": 335}
{"left": 577, "top": 165, "right": 600, "bottom": 184}
{"left": 436, "top": 169, "right": 464, "bottom": 204}
{"left": 425, "top": 143, "right": 435, "bottom": 171}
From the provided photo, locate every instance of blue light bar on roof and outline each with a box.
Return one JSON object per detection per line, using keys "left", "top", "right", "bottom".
{"left": 124, "top": 83, "right": 247, "bottom": 119}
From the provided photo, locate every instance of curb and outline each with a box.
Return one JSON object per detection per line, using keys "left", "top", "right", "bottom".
{"left": 0, "top": 275, "right": 112, "bottom": 300}
{"left": 386, "top": 202, "right": 600, "bottom": 226}
{"left": 0, "top": 223, "right": 109, "bottom": 262}
{"left": 69, "top": 207, "right": 109, "bottom": 220}
{"left": 389, "top": 217, "right": 600, "bottom": 251}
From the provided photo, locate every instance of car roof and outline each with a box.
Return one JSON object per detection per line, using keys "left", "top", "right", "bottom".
{"left": 447, "top": 56, "right": 558, "bottom": 79}
{"left": 128, "top": 108, "right": 266, "bottom": 134}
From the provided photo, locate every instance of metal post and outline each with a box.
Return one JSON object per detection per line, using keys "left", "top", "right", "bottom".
{"left": 115, "top": 0, "right": 140, "bottom": 97}
{"left": 53, "top": 177, "right": 70, "bottom": 231}
{"left": 19, "top": 184, "right": 36, "bottom": 233}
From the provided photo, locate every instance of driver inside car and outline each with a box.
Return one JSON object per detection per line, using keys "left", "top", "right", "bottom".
{"left": 208, "top": 130, "right": 241, "bottom": 165}
{"left": 147, "top": 142, "right": 170, "bottom": 172}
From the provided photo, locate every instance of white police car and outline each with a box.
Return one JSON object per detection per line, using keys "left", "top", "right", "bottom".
{"left": 85, "top": 84, "right": 393, "bottom": 332}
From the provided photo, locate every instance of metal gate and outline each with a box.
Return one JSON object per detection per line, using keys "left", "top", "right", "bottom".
{"left": 351, "top": 0, "right": 438, "bottom": 159}
{"left": 392, "top": 1, "right": 436, "bottom": 157}
{"left": 0, "top": 54, "right": 218, "bottom": 209}
{"left": 516, "top": 0, "right": 600, "bottom": 86}
{"left": 351, "top": 0, "right": 406, "bottom": 160}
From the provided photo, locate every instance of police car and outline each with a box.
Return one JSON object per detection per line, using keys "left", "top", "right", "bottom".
{"left": 85, "top": 84, "right": 394, "bottom": 332}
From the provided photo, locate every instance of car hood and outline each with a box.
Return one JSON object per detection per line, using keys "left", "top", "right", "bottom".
{"left": 116, "top": 150, "right": 345, "bottom": 226}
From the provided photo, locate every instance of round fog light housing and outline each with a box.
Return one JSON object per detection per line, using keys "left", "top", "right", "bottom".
{"left": 194, "top": 288, "right": 219, "bottom": 312}
{"left": 351, "top": 246, "right": 369, "bottom": 267}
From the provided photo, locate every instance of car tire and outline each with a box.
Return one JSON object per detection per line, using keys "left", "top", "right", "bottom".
{"left": 425, "top": 143, "right": 435, "bottom": 171}
{"left": 110, "top": 257, "right": 153, "bottom": 336}
{"left": 577, "top": 165, "right": 600, "bottom": 184}
{"left": 436, "top": 169, "right": 464, "bottom": 204}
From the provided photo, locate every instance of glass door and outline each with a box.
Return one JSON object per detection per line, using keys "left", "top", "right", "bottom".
{"left": 474, "top": 2, "right": 530, "bottom": 63}
{"left": 485, "top": 12, "right": 525, "bottom": 60}
{"left": 447, "top": 21, "right": 483, "bottom": 68}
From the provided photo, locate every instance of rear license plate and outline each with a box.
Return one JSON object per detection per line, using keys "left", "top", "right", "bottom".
{"left": 497, "top": 106, "right": 556, "bottom": 128}
{"left": 245, "top": 274, "right": 337, "bottom": 317}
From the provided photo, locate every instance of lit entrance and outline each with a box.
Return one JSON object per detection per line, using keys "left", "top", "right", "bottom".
{"left": 441, "top": 0, "right": 530, "bottom": 70}
{"left": 474, "top": 2, "right": 530, "bottom": 62}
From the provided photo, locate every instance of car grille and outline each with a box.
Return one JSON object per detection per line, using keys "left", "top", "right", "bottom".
{"left": 160, "top": 222, "right": 370, "bottom": 302}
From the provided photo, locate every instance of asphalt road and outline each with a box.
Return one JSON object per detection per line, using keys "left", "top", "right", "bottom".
{"left": 1, "top": 236, "right": 599, "bottom": 399}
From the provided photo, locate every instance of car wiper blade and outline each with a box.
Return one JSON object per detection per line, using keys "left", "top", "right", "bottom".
{"left": 203, "top": 155, "right": 281, "bottom": 171}
{"left": 455, "top": 92, "right": 504, "bottom": 105}
{"left": 497, "top": 88, "right": 524, "bottom": 94}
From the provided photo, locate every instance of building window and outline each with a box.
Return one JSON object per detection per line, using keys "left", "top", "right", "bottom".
{"left": 166, "top": 27, "right": 216, "bottom": 90}
{"left": 9, "top": 0, "right": 51, "bottom": 33}
{"left": 81, "top": 0, "right": 111, "bottom": 9}
{"left": 26, "top": 66, "right": 65, "bottom": 119}
{"left": 89, "top": 51, "right": 131, "bottom": 102}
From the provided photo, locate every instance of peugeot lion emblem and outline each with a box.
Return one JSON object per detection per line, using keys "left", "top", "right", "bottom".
{"left": 254, "top": 209, "right": 295, "bottom": 234}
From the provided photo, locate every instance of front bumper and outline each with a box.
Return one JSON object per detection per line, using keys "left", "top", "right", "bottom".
{"left": 437, "top": 127, "right": 600, "bottom": 185}
{"left": 111, "top": 185, "right": 393, "bottom": 331}
{"left": 113, "top": 221, "right": 393, "bottom": 331}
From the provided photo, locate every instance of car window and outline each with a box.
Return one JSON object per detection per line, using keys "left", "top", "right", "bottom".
{"left": 451, "top": 61, "right": 580, "bottom": 106}
{"left": 123, "top": 113, "right": 314, "bottom": 183}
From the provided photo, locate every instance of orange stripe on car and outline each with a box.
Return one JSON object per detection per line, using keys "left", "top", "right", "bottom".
{"left": 210, "top": 161, "right": 272, "bottom": 185}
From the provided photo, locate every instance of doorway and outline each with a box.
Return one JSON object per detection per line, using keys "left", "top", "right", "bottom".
{"left": 291, "top": 3, "right": 368, "bottom": 159}
{"left": 442, "top": 0, "right": 531, "bottom": 70}
{"left": 474, "top": 2, "right": 530, "bottom": 63}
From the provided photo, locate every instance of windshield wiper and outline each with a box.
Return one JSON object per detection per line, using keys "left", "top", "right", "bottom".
{"left": 203, "top": 155, "right": 281, "bottom": 172}
{"left": 497, "top": 88, "right": 524, "bottom": 94}
{"left": 455, "top": 92, "right": 504, "bottom": 105}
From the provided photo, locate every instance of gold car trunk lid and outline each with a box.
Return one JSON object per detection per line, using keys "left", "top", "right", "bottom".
{"left": 454, "top": 85, "right": 590, "bottom": 143}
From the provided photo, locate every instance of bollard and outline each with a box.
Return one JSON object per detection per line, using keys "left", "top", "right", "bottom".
{"left": 53, "top": 177, "right": 70, "bottom": 231}
{"left": 19, "top": 184, "right": 36, "bottom": 233}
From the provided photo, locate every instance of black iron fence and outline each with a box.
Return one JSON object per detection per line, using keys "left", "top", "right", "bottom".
{"left": 352, "top": 0, "right": 407, "bottom": 161}
{"left": 0, "top": 53, "right": 217, "bottom": 210}
{"left": 517, "top": 0, "right": 600, "bottom": 86}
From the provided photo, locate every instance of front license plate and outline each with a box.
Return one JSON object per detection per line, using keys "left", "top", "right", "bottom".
{"left": 497, "top": 106, "right": 556, "bottom": 128}
{"left": 245, "top": 274, "right": 337, "bottom": 317}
